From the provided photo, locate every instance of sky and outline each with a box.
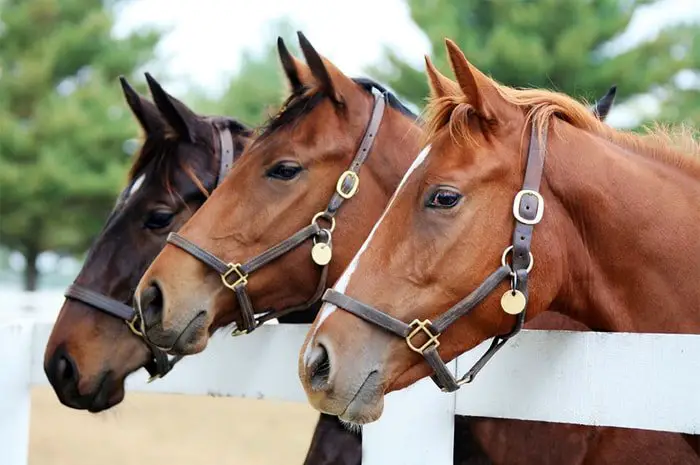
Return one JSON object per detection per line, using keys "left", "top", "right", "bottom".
{"left": 113, "top": 0, "right": 700, "bottom": 127}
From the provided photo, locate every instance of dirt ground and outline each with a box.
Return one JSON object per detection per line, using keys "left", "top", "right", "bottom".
{"left": 29, "top": 387, "right": 321, "bottom": 465}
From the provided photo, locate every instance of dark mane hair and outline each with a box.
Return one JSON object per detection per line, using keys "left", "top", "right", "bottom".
{"left": 256, "top": 77, "right": 419, "bottom": 140}
{"left": 127, "top": 117, "right": 251, "bottom": 196}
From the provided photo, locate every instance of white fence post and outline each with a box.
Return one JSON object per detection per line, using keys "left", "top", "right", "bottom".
{"left": 0, "top": 322, "right": 33, "bottom": 465}
{"left": 363, "top": 361, "right": 456, "bottom": 465}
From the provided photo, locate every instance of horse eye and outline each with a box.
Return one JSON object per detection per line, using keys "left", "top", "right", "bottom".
{"left": 426, "top": 187, "right": 463, "bottom": 209}
{"left": 266, "top": 161, "right": 303, "bottom": 180}
{"left": 144, "top": 210, "right": 175, "bottom": 229}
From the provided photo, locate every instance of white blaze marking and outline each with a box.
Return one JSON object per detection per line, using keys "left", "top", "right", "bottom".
{"left": 310, "top": 144, "right": 433, "bottom": 347}
{"left": 128, "top": 174, "right": 146, "bottom": 198}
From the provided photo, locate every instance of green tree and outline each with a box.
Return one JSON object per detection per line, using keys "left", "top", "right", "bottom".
{"left": 372, "top": 0, "right": 700, "bottom": 126}
{"left": 195, "top": 20, "right": 299, "bottom": 126}
{"left": 0, "top": 0, "right": 162, "bottom": 290}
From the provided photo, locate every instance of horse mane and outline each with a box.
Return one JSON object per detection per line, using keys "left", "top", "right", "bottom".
{"left": 127, "top": 117, "right": 250, "bottom": 197}
{"left": 424, "top": 85, "right": 700, "bottom": 177}
{"left": 256, "top": 77, "right": 419, "bottom": 141}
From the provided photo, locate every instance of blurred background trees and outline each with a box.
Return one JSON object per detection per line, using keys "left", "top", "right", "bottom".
{"left": 0, "top": 0, "right": 162, "bottom": 289}
{"left": 0, "top": 0, "right": 698, "bottom": 290}
{"left": 370, "top": 0, "right": 700, "bottom": 127}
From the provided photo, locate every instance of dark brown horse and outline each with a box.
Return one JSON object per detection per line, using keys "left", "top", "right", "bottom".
{"left": 42, "top": 74, "right": 364, "bottom": 465}
{"left": 131, "top": 33, "right": 674, "bottom": 464}
{"left": 299, "top": 39, "right": 700, "bottom": 463}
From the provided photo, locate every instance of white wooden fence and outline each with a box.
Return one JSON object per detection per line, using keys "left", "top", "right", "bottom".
{"left": 4, "top": 320, "right": 700, "bottom": 465}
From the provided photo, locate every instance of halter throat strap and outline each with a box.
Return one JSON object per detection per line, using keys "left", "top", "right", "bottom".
{"left": 62, "top": 125, "right": 237, "bottom": 380}
{"left": 322, "top": 118, "right": 547, "bottom": 392}
{"left": 164, "top": 87, "right": 387, "bottom": 336}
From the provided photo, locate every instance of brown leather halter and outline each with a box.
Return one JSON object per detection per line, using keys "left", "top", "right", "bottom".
{"left": 322, "top": 119, "right": 547, "bottom": 392}
{"left": 161, "top": 87, "right": 387, "bottom": 338}
{"left": 63, "top": 125, "right": 237, "bottom": 381}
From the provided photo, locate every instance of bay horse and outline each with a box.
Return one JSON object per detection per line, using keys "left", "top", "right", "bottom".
{"left": 298, "top": 39, "right": 700, "bottom": 463}
{"left": 131, "top": 33, "right": 674, "bottom": 464}
{"left": 41, "top": 74, "right": 366, "bottom": 465}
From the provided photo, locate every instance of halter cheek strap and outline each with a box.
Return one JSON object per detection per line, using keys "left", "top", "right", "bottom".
{"left": 322, "top": 119, "right": 547, "bottom": 392}
{"left": 63, "top": 126, "right": 238, "bottom": 381}
{"left": 164, "top": 87, "right": 387, "bottom": 337}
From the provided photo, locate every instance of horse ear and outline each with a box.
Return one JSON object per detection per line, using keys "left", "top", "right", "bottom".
{"left": 145, "top": 72, "right": 200, "bottom": 142}
{"left": 591, "top": 85, "right": 617, "bottom": 121}
{"left": 425, "top": 56, "right": 455, "bottom": 99}
{"left": 119, "top": 76, "right": 164, "bottom": 135}
{"left": 278, "top": 37, "right": 309, "bottom": 94}
{"left": 444, "top": 39, "right": 506, "bottom": 118}
{"left": 297, "top": 31, "right": 352, "bottom": 104}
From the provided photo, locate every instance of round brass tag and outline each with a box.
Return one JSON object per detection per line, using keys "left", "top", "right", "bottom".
{"left": 500, "top": 290, "right": 526, "bottom": 315}
{"left": 311, "top": 242, "right": 332, "bottom": 266}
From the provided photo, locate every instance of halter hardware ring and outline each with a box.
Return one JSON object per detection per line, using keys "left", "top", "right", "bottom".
{"left": 406, "top": 319, "right": 441, "bottom": 354}
{"left": 126, "top": 314, "right": 144, "bottom": 338}
{"left": 311, "top": 211, "right": 336, "bottom": 233}
{"left": 513, "top": 189, "right": 544, "bottom": 225}
{"left": 501, "top": 246, "right": 534, "bottom": 276}
{"left": 221, "top": 263, "right": 248, "bottom": 290}
{"left": 336, "top": 171, "right": 360, "bottom": 199}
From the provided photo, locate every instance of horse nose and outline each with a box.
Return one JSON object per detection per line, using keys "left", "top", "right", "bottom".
{"left": 45, "top": 347, "right": 79, "bottom": 398}
{"left": 138, "top": 282, "right": 164, "bottom": 330}
{"left": 305, "top": 342, "right": 332, "bottom": 391}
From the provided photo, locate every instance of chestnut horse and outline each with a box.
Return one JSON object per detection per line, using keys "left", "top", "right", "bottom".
{"left": 42, "top": 74, "right": 366, "bottom": 465}
{"left": 299, "top": 39, "right": 700, "bottom": 463}
{"left": 132, "top": 33, "right": 675, "bottom": 464}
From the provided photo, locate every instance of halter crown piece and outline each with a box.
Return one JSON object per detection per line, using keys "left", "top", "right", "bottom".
{"left": 323, "top": 118, "right": 547, "bottom": 392}
{"left": 63, "top": 126, "right": 238, "bottom": 382}
{"left": 164, "top": 87, "right": 387, "bottom": 336}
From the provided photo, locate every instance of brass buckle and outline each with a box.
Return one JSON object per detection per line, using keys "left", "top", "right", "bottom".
{"left": 231, "top": 326, "right": 249, "bottom": 337}
{"left": 126, "top": 314, "right": 144, "bottom": 338}
{"left": 336, "top": 171, "right": 360, "bottom": 199}
{"left": 147, "top": 374, "right": 161, "bottom": 384}
{"left": 221, "top": 263, "right": 248, "bottom": 290}
{"left": 513, "top": 189, "right": 544, "bottom": 225}
{"left": 406, "top": 319, "right": 440, "bottom": 354}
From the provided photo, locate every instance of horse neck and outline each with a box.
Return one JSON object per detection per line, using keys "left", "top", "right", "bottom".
{"left": 545, "top": 120, "right": 700, "bottom": 333}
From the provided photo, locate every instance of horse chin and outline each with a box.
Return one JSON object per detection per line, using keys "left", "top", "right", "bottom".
{"left": 145, "top": 311, "right": 210, "bottom": 356}
{"left": 336, "top": 372, "right": 385, "bottom": 425}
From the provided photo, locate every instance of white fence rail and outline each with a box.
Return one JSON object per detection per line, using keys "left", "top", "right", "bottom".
{"left": 6, "top": 320, "right": 700, "bottom": 465}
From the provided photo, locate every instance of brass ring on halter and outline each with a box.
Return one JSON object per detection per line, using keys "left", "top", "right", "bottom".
{"left": 311, "top": 211, "right": 336, "bottom": 233}
{"left": 501, "top": 245, "right": 534, "bottom": 276}
{"left": 126, "top": 314, "right": 144, "bottom": 338}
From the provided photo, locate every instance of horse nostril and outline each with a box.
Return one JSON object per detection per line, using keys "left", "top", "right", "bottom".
{"left": 307, "top": 343, "right": 332, "bottom": 391}
{"left": 139, "top": 282, "right": 164, "bottom": 329}
{"left": 47, "top": 349, "right": 79, "bottom": 392}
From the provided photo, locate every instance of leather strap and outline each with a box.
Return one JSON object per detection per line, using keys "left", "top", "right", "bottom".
{"left": 217, "top": 127, "right": 235, "bottom": 186}
{"left": 167, "top": 232, "right": 230, "bottom": 275}
{"left": 326, "top": 87, "right": 386, "bottom": 215}
{"left": 65, "top": 284, "right": 136, "bottom": 321}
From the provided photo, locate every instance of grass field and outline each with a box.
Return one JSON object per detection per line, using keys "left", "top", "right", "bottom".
{"left": 29, "top": 387, "right": 320, "bottom": 465}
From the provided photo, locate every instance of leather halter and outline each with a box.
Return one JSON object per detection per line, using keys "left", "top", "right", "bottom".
{"left": 63, "top": 126, "right": 237, "bottom": 381}
{"left": 322, "top": 119, "right": 547, "bottom": 392}
{"left": 164, "top": 87, "right": 387, "bottom": 337}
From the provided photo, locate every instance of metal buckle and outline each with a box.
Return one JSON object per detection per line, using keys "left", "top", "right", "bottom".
{"left": 311, "top": 211, "right": 336, "bottom": 233}
{"left": 513, "top": 189, "right": 544, "bottom": 225}
{"left": 221, "top": 263, "right": 248, "bottom": 290}
{"left": 336, "top": 171, "right": 360, "bottom": 199}
{"left": 231, "top": 326, "right": 249, "bottom": 337}
{"left": 126, "top": 314, "right": 144, "bottom": 338}
{"left": 501, "top": 246, "right": 534, "bottom": 275}
{"left": 147, "top": 374, "right": 161, "bottom": 384}
{"left": 406, "top": 319, "right": 441, "bottom": 354}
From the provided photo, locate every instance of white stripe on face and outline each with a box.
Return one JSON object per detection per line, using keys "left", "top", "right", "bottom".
{"left": 310, "top": 144, "right": 433, "bottom": 343}
{"left": 128, "top": 174, "right": 146, "bottom": 198}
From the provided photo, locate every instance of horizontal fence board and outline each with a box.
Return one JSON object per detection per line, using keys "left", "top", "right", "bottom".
{"left": 30, "top": 322, "right": 700, "bottom": 433}
{"left": 31, "top": 322, "right": 312, "bottom": 403}
{"left": 455, "top": 329, "right": 700, "bottom": 433}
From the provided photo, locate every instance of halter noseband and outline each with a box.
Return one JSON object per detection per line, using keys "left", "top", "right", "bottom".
{"left": 63, "top": 125, "right": 238, "bottom": 381}
{"left": 322, "top": 119, "right": 547, "bottom": 392}
{"left": 163, "top": 87, "right": 387, "bottom": 337}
